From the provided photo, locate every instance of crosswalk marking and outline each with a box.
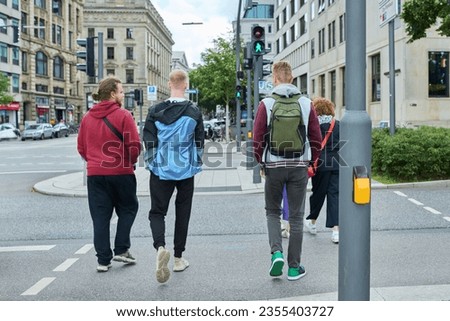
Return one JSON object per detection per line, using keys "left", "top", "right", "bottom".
{"left": 74, "top": 244, "right": 94, "bottom": 255}
{"left": 0, "top": 245, "right": 55, "bottom": 252}
{"left": 53, "top": 258, "right": 79, "bottom": 272}
{"left": 21, "top": 277, "right": 56, "bottom": 296}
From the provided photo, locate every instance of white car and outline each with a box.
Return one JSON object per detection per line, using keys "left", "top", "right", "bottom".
{"left": 0, "top": 123, "right": 18, "bottom": 141}
{"left": 21, "top": 123, "right": 54, "bottom": 141}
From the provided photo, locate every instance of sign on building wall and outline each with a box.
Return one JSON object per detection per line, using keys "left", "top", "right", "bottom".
{"left": 147, "top": 85, "right": 157, "bottom": 101}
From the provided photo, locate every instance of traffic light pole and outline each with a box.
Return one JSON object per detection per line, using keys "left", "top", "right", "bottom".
{"left": 97, "top": 32, "right": 104, "bottom": 81}
{"left": 338, "top": 0, "right": 372, "bottom": 301}
{"left": 245, "top": 43, "right": 253, "bottom": 170}
{"left": 252, "top": 55, "right": 261, "bottom": 184}
{"left": 235, "top": 0, "right": 242, "bottom": 151}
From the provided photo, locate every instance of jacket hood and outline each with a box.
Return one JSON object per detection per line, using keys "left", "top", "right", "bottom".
{"left": 88, "top": 100, "right": 121, "bottom": 119}
{"left": 153, "top": 100, "right": 192, "bottom": 125}
{"left": 271, "top": 83, "right": 301, "bottom": 98}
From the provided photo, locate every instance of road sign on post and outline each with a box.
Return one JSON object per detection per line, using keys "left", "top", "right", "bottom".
{"left": 147, "top": 85, "right": 157, "bottom": 101}
{"left": 379, "top": 0, "right": 399, "bottom": 27}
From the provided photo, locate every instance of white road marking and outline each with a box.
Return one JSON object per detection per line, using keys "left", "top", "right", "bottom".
{"left": 74, "top": 244, "right": 94, "bottom": 255}
{"left": 53, "top": 258, "right": 79, "bottom": 272}
{"left": 408, "top": 198, "right": 424, "bottom": 206}
{"left": 21, "top": 277, "right": 56, "bottom": 296}
{"left": 394, "top": 191, "right": 407, "bottom": 197}
{"left": 0, "top": 170, "right": 67, "bottom": 175}
{"left": 443, "top": 217, "right": 450, "bottom": 222}
{"left": 424, "top": 207, "right": 442, "bottom": 215}
{"left": 0, "top": 245, "right": 55, "bottom": 252}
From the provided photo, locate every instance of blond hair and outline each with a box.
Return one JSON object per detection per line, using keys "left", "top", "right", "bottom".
{"left": 272, "top": 61, "right": 293, "bottom": 84}
{"left": 312, "top": 97, "right": 335, "bottom": 116}
{"left": 169, "top": 69, "right": 188, "bottom": 90}
{"left": 92, "top": 76, "right": 122, "bottom": 101}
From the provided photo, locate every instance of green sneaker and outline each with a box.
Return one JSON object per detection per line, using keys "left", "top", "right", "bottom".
{"left": 269, "top": 251, "right": 284, "bottom": 277}
{"left": 287, "top": 265, "right": 306, "bottom": 281}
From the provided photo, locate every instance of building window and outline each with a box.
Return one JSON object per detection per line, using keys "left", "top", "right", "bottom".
{"left": 107, "top": 47, "right": 115, "bottom": 59}
{"left": 53, "top": 56, "right": 64, "bottom": 79}
{"left": 34, "top": 0, "right": 46, "bottom": 9}
{"left": 328, "top": 20, "right": 335, "bottom": 49}
{"left": 68, "top": 31, "right": 73, "bottom": 49}
{"left": 300, "top": 15, "right": 306, "bottom": 36}
{"left": 36, "top": 51, "right": 48, "bottom": 76}
{"left": 0, "top": 43, "right": 7, "bottom": 63}
{"left": 318, "top": 0, "right": 326, "bottom": 14}
{"left": 318, "top": 28, "right": 325, "bottom": 54}
{"left": 126, "top": 28, "right": 133, "bottom": 39}
{"left": 106, "top": 69, "right": 115, "bottom": 76}
{"left": 34, "top": 17, "right": 45, "bottom": 39}
{"left": 319, "top": 74, "right": 325, "bottom": 97}
{"left": 22, "top": 51, "right": 28, "bottom": 72}
{"left": 12, "top": 74, "right": 19, "bottom": 93}
{"left": 35, "top": 84, "right": 48, "bottom": 92}
{"left": 88, "top": 28, "right": 95, "bottom": 38}
{"left": 311, "top": 1, "right": 315, "bottom": 21}
{"left": 12, "top": 0, "right": 20, "bottom": 9}
{"left": 12, "top": 47, "right": 19, "bottom": 65}
{"left": 429, "top": 51, "right": 449, "bottom": 97}
{"left": 52, "top": 0, "right": 62, "bottom": 16}
{"left": 330, "top": 70, "right": 336, "bottom": 104}
{"left": 300, "top": 0, "right": 306, "bottom": 7}
{"left": 339, "top": 14, "right": 345, "bottom": 43}
{"left": 125, "top": 69, "right": 134, "bottom": 83}
{"left": 107, "top": 28, "right": 114, "bottom": 39}
{"left": 311, "top": 38, "right": 315, "bottom": 59}
{"left": 371, "top": 54, "right": 381, "bottom": 102}
{"left": 341, "top": 66, "right": 345, "bottom": 106}
{"left": 290, "top": 25, "right": 295, "bottom": 44}
{"left": 300, "top": 73, "right": 307, "bottom": 95}
{"left": 126, "top": 47, "right": 134, "bottom": 60}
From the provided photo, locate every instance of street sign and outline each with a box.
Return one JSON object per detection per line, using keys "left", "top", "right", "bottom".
{"left": 258, "top": 80, "right": 273, "bottom": 94}
{"left": 185, "top": 89, "right": 198, "bottom": 94}
{"left": 379, "top": 0, "right": 399, "bottom": 27}
{"left": 147, "top": 85, "right": 157, "bottom": 101}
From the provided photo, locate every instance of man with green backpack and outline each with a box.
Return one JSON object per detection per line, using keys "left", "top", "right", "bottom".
{"left": 253, "top": 61, "right": 322, "bottom": 281}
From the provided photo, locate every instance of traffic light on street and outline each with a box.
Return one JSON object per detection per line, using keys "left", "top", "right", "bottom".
{"left": 76, "top": 37, "right": 95, "bottom": 77}
{"left": 251, "top": 25, "right": 265, "bottom": 56}
{"left": 236, "top": 85, "right": 243, "bottom": 99}
{"left": 12, "top": 26, "right": 19, "bottom": 43}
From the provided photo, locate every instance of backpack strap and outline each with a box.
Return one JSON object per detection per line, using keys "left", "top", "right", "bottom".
{"left": 103, "top": 117, "right": 123, "bottom": 142}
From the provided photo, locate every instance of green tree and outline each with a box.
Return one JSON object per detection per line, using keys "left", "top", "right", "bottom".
{"left": 0, "top": 73, "right": 14, "bottom": 105}
{"left": 401, "top": 0, "right": 450, "bottom": 42}
{"left": 190, "top": 35, "right": 238, "bottom": 116}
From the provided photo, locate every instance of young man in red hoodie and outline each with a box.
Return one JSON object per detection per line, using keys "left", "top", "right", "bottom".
{"left": 77, "top": 76, "right": 141, "bottom": 272}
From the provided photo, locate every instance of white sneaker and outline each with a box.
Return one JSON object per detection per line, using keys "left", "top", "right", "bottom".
{"left": 331, "top": 231, "right": 339, "bottom": 243}
{"left": 173, "top": 257, "right": 189, "bottom": 272}
{"left": 281, "top": 229, "right": 290, "bottom": 238}
{"left": 306, "top": 221, "right": 317, "bottom": 235}
{"left": 156, "top": 246, "right": 170, "bottom": 283}
{"left": 97, "top": 263, "right": 112, "bottom": 272}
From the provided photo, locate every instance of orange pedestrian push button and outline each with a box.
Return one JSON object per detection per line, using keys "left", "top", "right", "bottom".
{"left": 353, "top": 166, "right": 370, "bottom": 205}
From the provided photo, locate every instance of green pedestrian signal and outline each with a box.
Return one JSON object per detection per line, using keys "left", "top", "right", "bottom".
{"left": 251, "top": 25, "right": 265, "bottom": 56}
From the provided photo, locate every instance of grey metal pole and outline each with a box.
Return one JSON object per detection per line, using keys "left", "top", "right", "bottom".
{"left": 235, "top": 0, "right": 242, "bottom": 151}
{"left": 252, "top": 55, "right": 261, "bottom": 183}
{"left": 98, "top": 32, "right": 103, "bottom": 81}
{"left": 338, "top": 0, "right": 372, "bottom": 301}
{"left": 246, "top": 42, "right": 253, "bottom": 169}
{"left": 388, "top": 20, "right": 396, "bottom": 136}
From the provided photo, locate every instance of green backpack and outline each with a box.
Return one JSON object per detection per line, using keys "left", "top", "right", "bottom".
{"left": 266, "top": 93, "right": 306, "bottom": 158}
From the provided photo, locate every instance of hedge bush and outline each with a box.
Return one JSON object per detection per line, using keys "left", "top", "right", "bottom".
{"left": 372, "top": 126, "right": 450, "bottom": 182}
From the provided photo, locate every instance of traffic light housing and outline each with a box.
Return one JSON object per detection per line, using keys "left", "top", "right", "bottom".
{"left": 236, "top": 85, "right": 243, "bottom": 99}
{"left": 76, "top": 37, "right": 95, "bottom": 77}
{"left": 134, "top": 88, "right": 143, "bottom": 105}
{"left": 12, "top": 26, "right": 19, "bottom": 43}
{"left": 251, "top": 25, "right": 265, "bottom": 56}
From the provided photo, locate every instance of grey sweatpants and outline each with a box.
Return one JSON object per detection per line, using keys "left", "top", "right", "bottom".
{"left": 264, "top": 166, "right": 308, "bottom": 268}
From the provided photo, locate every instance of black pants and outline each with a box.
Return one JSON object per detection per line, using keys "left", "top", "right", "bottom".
{"left": 148, "top": 172, "right": 194, "bottom": 258}
{"left": 87, "top": 175, "right": 138, "bottom": 265}
{"left": 307, "top": 170, "right": 339, "bottom": 228}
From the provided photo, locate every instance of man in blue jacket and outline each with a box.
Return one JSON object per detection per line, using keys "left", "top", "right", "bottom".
{"left": 143, "top": 69, "right": 204, "bottom": 284}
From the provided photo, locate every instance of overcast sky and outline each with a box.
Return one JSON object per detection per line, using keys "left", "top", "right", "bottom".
{"left": 152, "top": 0, "right": 240, "bottom": 67}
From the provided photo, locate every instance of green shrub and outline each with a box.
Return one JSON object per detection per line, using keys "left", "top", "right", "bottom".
{"left": 371, "top": 126, "right": 450, "bottom": 182}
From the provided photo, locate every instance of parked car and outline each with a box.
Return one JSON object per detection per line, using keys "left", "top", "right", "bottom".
{"left": 0, "top": 123, "right": 20, "bottom": 137}
{"left": 0, "top": 124, "right": 18, "bottom": 141}
{"left": 52, "top": 123, "right": 69, "bottom": 138}
{"left": 21, "top": 123, "right": 54, "bottom": 141}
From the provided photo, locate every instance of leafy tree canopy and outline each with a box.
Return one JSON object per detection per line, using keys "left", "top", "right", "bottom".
{"left": 0, "top": 73, "right": 14, "bottom": 105}
{"left": 190, "top": 34, "right": 241, "bottom": 115}
{"left": 401, "top": 0, "right": 450, "bottom": 42}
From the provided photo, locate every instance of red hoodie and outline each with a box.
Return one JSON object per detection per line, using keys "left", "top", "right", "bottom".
{"left": 77, "top": 100, "right": 141, "bottom": 176}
